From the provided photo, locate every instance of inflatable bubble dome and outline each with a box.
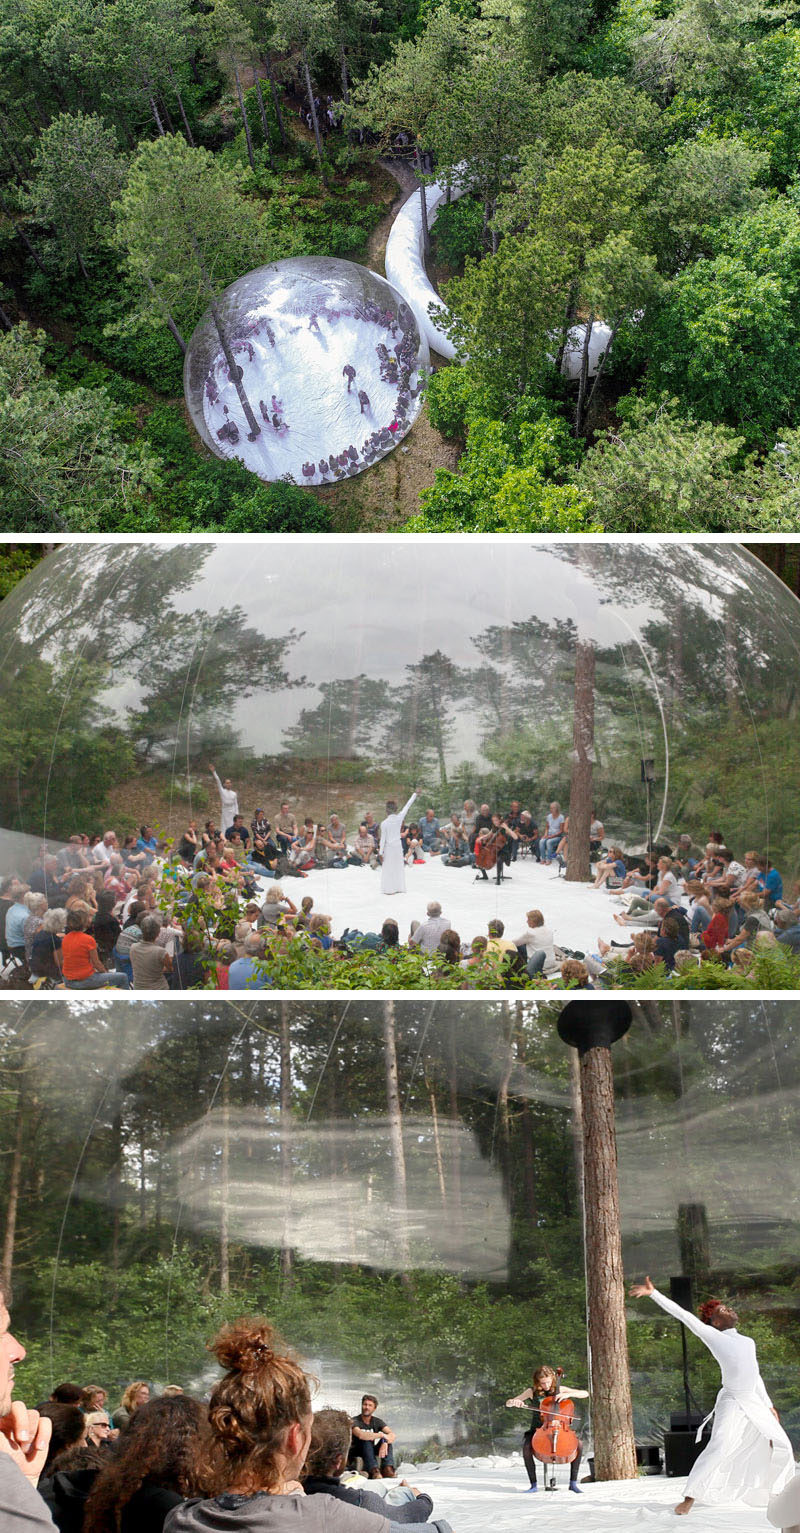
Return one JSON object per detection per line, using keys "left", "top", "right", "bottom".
{"left": 1, "top": 541, "right": 799, "bottom": 895}
{"left": 183, "top": 256, "right": 430, "bottom": 485}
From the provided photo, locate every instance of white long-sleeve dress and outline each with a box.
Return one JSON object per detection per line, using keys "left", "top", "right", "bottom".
{"left": 380, "top": 793, "right": 417, "bottom": 895}
{"left": 649, "top": 1288, "right": 795, "bottom": 1505}
{"left": 212, "top": 769, "right": 239, "bottom": 829}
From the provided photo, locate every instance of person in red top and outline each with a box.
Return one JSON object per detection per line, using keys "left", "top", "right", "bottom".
{"left": 61, "top": 908, "right": 130, "bottom": 989}
{"left": 702, "top": 897, "right": 732, "bottom": 953}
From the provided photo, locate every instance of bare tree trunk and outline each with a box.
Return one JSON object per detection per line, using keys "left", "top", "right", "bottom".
{"left": 145, "top": 266, "right": 188, "bottom": 350}
{"left": 167, "top": 62, "right": 195, "bottom": 145}
{"left": 220, "top": 1070, "right": 230, "bottom": 1294}
{"left": 265, "top": 55, "right": 287, "bottom": 147}
{"left": 234, "top": 63, "right": 256, "bottom": 172}
{"left": 0, "top": 301, "right": 13, "bottom": 329}
{"left": 427, "top": 1079, "right": 447, "bottom": 1211}
{"left": 575, "top": 317, "right": 593, "bottom": 437}
{"left": 186, "top": 224, "right": 261, "bottom": 437}
{"left": 253, "top": 70, "right": 275, "bottom": 169}
{"left": 141, "top": 67, "right": 165, "bottom": 135}
{"left": 383, "top": 999, "right": 410, "bottom": 1276}
{"left": 554, "top": 285, "right": 577, "bottom": 375}
{"left": 0, "top": 191, "right": 47, "bottom": 273}
{"left": 139, "top": 1132, "right": 147, "bottom": 1227}
{"left": 159, "top": 93, "right": 175, "bottom": 133}
{"left": 279, "top": 1001, "right": 293, "bottom": 1282}
{"left": 446, "top": 1013, "right": 462, "bottom": 1238}
{"left": 1, "top": 1077, "right": 25, "bottom": 1293}
{"left": 339, "top": 41, "right": 350, "bottom": 103}
{"left": 302, "top": 53, "right": 327, "bottom": 187}
{"left": 418, "top": 169, "right": 430, "bottom": 257}
{"left": 495, "top": 1010, "right": 514, "bottom": 1193}
{"left": 109, "top": 1108, "right": 122, "bottom": 1298}
{"left": 514, "top": 1003, "right": 538, "bottom": 1223}
{"left": 566, "top": 641, "right": 595, "bottom": 882}
{"left": 724, "top": 612, "right": 739, "bottom": 712}
{"left": 584, "top": 322, "right": 620, "bottom": 417}
{"left": 579, "top": 1046, "right": 637, "bottom": 1481}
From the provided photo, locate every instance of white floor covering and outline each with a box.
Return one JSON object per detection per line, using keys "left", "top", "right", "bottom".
{"left": 395, "top": 1453, "right": 772, "bottom": 1533}
{"left": 255, "top": 853, "right": 637, "bottom": 959}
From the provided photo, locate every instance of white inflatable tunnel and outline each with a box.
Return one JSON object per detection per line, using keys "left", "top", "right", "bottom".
{"left": 384, "top": 175, "right": 612, "bottom": 377}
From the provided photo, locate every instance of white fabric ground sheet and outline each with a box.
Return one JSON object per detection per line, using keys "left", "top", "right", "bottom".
{"left": 254, "top": 853, "right": 656, "bottom": 962}
{"left": 397, "top": 1452, "right": 778, "bottom": 1532}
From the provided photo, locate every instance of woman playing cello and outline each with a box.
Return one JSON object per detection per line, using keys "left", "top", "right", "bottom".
{"left": 475, "top": 814, "right": 518, "bottom": 885}
{"left": 506, "top": 1365, "right": 587, "bottom": 1494}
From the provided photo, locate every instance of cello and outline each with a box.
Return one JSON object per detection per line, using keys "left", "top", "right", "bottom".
{"left": 531, "top": 1368, "right": 581, "bottom": 1485}
{"left": 474, "top": 822, "right": 508, "bottom": 878}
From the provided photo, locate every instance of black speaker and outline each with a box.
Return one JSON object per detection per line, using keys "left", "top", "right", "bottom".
{"left": 664, "top": 1429, "right": 711, "bottom": 1477}
{"left": 670, "top": 1275, "right": 693, "bottom": 1309}
{"left": 670, "top": 1411, "right": 704, "bottom": 1432}
{"left": 636, "top": 1445, "right": 662, "bottom": 1475}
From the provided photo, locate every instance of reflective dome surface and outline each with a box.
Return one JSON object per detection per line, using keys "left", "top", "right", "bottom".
{"left": 0, "top": 542, "right": 798, "bottom": 880}
{"left": 183, "top": 256, "right": 429, "bottom": 484}
{"left": 2, "top": 998, "right": 798, "bottom": 1451}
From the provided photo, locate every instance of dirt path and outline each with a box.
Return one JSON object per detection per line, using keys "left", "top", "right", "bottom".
{"left": 365, "top": 156, "right": 419, "bottom": 276}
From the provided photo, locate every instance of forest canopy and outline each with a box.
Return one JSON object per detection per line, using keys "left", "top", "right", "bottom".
{"left": 3, "top": 0, "right": 800, "bottom": 527}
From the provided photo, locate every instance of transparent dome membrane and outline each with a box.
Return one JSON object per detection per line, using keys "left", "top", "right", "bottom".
{"left": 183, "top": 257, "right": 430, "bottom": 484}
{"left": 0, "top": 542, "right": 798, "bottom": 962}
{"left": 2, "top": 998, "right": 797, "bottom": 1461}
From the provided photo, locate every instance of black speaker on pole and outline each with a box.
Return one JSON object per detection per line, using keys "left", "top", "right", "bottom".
{"left": 670, "top": 1275, "right": 693, "bottom": 1308}
{"left": 664, "top": 1428, "right": 711, "bottom": 1477}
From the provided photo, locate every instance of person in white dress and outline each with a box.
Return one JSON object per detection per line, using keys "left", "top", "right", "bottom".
{"left": 629, "top": 1276, "right": 795, "bottom": 1515}
{"left": 209, "top": 764, "right": 239, "bottom": 833}
{"left": 380, "top": 791, "right": 417, "bottom": 895}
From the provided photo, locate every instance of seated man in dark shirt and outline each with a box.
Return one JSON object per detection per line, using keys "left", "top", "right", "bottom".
{"left": 306, "top": 1409, "right": 431, "bottom": 1520}
{"left": 226, "top": 815, "right": 250, "bottom": 850}
{"left": 348, "top": 1393, "right": 397, "bottom": 1478}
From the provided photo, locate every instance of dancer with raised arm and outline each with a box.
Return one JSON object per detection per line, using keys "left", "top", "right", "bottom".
{"left": 209, "top": 765, "right": 239, "bottom": 834}
{"left": 380, "top": 790, "right": 418, "bottom": 896}
{"left": 629, "top": 1276, "right": 795, "bottom": 1515}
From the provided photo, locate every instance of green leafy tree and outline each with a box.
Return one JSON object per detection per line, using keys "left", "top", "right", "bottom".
{"left": 0, "top": 326, "right": 159, "bottom": 532}
{"left": 0, "top": 649, "right": 136, "bottom": 836}
{"left": 576, "top": 393, "right": 750, "bottom": 531}
{"left": 282, "top": 675, "right": 394, "bottom": 760}
{"left": 113, "top": 134, "right": 272, "bottom": 431}
{"left": 427, "top": 47, "right": 540, "bottom": 250}
{"left": 407, "top": 387, "right": 599, "bottom": 531}
{"left": 646, "top": 199, "right": 800, "bottom": 437}
{"left": 383, "top": 649, "right": 470, "bottom": 785}
{"left": 349, "top": 4, "right": 470, "bottom": 249}
{"left": 271, "top": 0, "right": 340, "bottom": 184}
{"left": 503, "top": 133, "right": 654, "bottom": 431}
{"left": 441, "top": 232, "right": 570, "bottom": 403}
{"left": 24, "top": 112, "right": 127, "bottom": 276}
{"left": 648, "top": 136, "right": 768, "bottom": 273}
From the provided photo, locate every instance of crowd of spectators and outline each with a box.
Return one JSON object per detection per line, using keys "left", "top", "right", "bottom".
{"left": 1, "top": 773, "right": 797, "bottom": 991}
{"left": 0, "top": 1290, "right": 445, "bottom": 1533}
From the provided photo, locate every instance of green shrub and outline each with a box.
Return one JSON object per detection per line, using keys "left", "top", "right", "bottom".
{"left": 432, "top": 195, "right": 486, "bottom": 269}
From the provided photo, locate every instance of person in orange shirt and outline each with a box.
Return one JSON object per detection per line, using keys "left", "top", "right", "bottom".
{"left": 60, "top": 908, "right": 130, "bottom": 989}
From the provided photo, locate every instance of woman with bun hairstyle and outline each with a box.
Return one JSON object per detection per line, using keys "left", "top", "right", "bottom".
{"left": 164, "top": 1320, "right": 452, "bottom": 1533}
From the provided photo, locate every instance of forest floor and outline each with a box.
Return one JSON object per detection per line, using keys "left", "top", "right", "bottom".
{"left": 314, "top": 155, "right": 462, "bottom": 530}
{"left": 105, "top": 762, "right": 398, "bottom": 839}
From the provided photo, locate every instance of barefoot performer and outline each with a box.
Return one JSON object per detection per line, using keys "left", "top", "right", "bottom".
{"left": 629, "top": 1276, "right": 795, "bottom": 1516}
{"left": 506, "top": 1365, "right": 588, "bottom": 1494}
